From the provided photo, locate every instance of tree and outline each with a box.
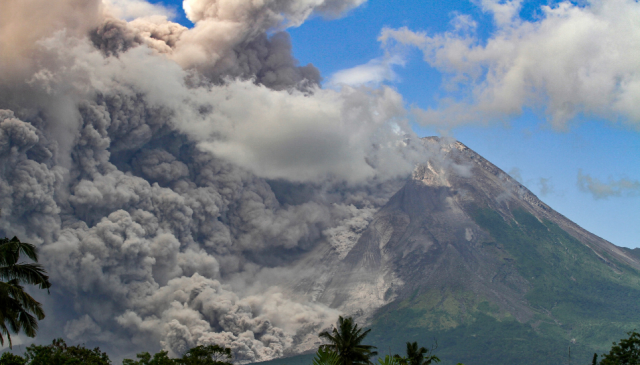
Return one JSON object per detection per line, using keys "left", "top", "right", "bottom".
{"left": 313, "top": 347, "right": 340, "bottom": 365}
{"left": 394, "top": 342, "right": 439, "bottom": 365}
{"left": 0, "top": 236, "right": 51, "bottom": 348}
{"left": 122, "top": 345, "right": 232, "bottom": 365}
{"left": 0, "top": 352, "right": 27, "bottom": 365}
{"left": 175, "top": 345, "right": 232, "bottom": 365}
{"left": 377, "top": 355, "right": 399, "bottom": 365}
{"left": 24, "top": 338, "right": 111, "bottom": 365}
{"left": 319, "top": 316, "right": 378, "bottom": 365}
{"left": 599, "top": 331, "right": 640, "bottom": 365}
{"left": 123, "top": 350, "right": 176, "bottom": 365}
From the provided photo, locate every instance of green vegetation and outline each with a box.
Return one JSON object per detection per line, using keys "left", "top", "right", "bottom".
{"left": 0, "top": 353, "right": 26, "bottom": 365}
{"left": 312, "top": 348, "right": 340, "bottom": 365}
{"left": 365, "top": 207, "right": 640, "bottom": 364}
{"left": 599, "top": 331, "right": 640, "bottom": 365}
{"left": 474, "top": 208, "right": 640, "bottom": 325}
{"left": 393, "top": 342, "right": 439, "bottom": 365}
{"left": 370, "top": 310, "right": 579, "bottom": 365}
{"left": 0, "top": 341, "right": 232, "bottom": 365}
{"left": 376, "top": 355, "right": 399, "bottom": 365}
{"left": 314, "top": 317, "right": 442, "bottom": 365}
{"left": 475, "top": 208, "right": 640, "bottom": 353}
{"left": 319, "top": 316, "right": 378, "bottom": 365}
{"left": 123, "top": 351, "right": 176, "bottom": 365}
{"left": 0, "top": 236, "right": 51, "bottom": 348}
{"left": 121, "top": 344, "right": 232, "bottom": 365}
{"left": 0, "top": 338, "right": 111, "bottom": 365}
{"left": 23, "top": 338, "right": 111, "bottom": 365}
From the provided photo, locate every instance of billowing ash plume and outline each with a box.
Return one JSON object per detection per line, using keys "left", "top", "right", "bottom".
{"left": 0, "top": 0, "right": 426, "bottom": 362}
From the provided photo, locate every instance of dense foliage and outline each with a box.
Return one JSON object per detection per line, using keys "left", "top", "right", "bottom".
{"left": 122, "top": 351, "right": 176, "bottom": 365}
{"left": 312, "top": 348, "right": 340, "bottom": 365}
{"left": 313, "top": 318, "right": 442, "bottom": 365}
{"left": 0, "top": 236, "right": 51, "bottom": 348}
{"left": 0, "top": 353, "right": 26, "bottom": 365}
{"left": 0, "top": 338, "right": 110, "bottom": 365}
{"left": 123, "top": 345, "right": 232, "bottom": 365}
{"left": 0, "top": 342, "right": 232, "bottom": 365}
{"left": 394, "top": 342, "right": 439, "bottom": 365}
{"left": 598, "top": 331, "right": 640, "bottom": 365}
{"left": 319, "top": 316, "right": 378, "bottom": 365}
{"left": 24, "top": 338, "right": 111, "bottom": 365}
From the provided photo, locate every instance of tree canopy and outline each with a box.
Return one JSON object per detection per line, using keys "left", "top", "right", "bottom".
{"left": 123, "top": 345, "right": 232, "bottom": 365}
{"left": 319, "top": 316, "right": 378, "bottom": 365}
{"left": 122, "top": 350, "right": 176, "bottom": 365}
{"left": 394, "top": 342, "right": 439, "bottom": 365}
{"left": 599, "top": 331, "right": 640, "bottom": 365}
{"left": 22, "top": 338, "right": 111, "bottom": 365}
{"left": 0, "top": 236, "right": 51, "bottom": 348}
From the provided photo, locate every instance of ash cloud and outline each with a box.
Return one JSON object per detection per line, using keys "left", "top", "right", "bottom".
{"left": 508, "top": 168, "right": 524, "bottom": 184}
{"left": 537, "top": 177, "right": 554, "bottom": 197}
{"left": 577, "top": 169, "right": 640, "bottom": 199}
{"left": 0, "top": 0, "right": 427, "bottom": 361}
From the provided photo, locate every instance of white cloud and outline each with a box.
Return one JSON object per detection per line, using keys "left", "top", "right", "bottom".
{"left": 328, "top": 55, "right": 405, "bottom": 87}
{"left": 380, "top": 0, "right": 640, "bottom": 130}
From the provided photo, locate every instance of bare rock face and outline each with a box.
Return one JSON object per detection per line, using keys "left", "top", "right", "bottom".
{"left": 288, "top": 137, "right": 640, "bottom": 365}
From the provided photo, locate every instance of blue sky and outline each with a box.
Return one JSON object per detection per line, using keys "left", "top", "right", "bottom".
{"left": 152, "top": 0, "right": 639, "bottom": 249}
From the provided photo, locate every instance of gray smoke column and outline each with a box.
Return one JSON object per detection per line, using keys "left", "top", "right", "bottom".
{"left": 0, "top": 0, "right": 426, "bottom": 361}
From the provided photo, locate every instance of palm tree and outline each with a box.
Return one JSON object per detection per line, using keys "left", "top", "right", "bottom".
{"left": 0, "top": 236, "right": 51, "bottom": 348}
{"left": 319, "top": 316, "right": 378, "bottom": 365}
{"left": 313, "top": 347, "right": 341, "bottom": 365}
{"left": 377, "top": 355, "right": 400, "bottom": 365}
{"left": 394, "top": 342, "right": 439, "bottom": 365}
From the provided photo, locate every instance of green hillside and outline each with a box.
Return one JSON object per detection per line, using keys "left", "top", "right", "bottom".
{"left": 254, "top": 208, "right": 640, "bottom": 365}
{"left": 368, "top": 208, "right": 640, "bottom": 365}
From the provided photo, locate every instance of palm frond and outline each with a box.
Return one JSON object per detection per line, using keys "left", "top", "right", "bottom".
{"left": 0, "top": 236, "right": 49, "bottom": 348}
{"left": 320, "top": 316, "right": 377, "bottom": 365}
{"left": 378, "top": 355, "right": 400, "bottom": 365}
{"left": 0, "top": 239, "right": 18, "bottom": 267}
{"left": 354, "top": 328, "right": 372, "bottom": 345}
{"left": 6, "top": 284, "right": 45, "bottom": 319}
{"left": 9, "top": 237, "right": 39, "bottom": 262}
{"left": 17, "top": 310, "right": 38, "bottom": 337}
{"left": 0, "top": 322, "right": 13, "bottom": 348}
{"left": 0, "top": 263, "right": 51, "bottom": 290}
{"left": 313, "top": 348, "right": 340, "bottom": 365}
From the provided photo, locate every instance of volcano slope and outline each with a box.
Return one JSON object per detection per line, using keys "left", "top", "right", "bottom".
{"left": 287, "top": 137, "right": 640, "bottom": 365}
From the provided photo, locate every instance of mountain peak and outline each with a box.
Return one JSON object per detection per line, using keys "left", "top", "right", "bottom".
{"left": 418, "top": 136, "right": 639, "bottom": 271}
{"left": 289, "top": 137, "right": 640, "bottom": 364}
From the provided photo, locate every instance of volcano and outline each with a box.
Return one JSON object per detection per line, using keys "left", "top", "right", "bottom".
{"left": 280, "top": 137, "right": 640, "bottom": 365}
